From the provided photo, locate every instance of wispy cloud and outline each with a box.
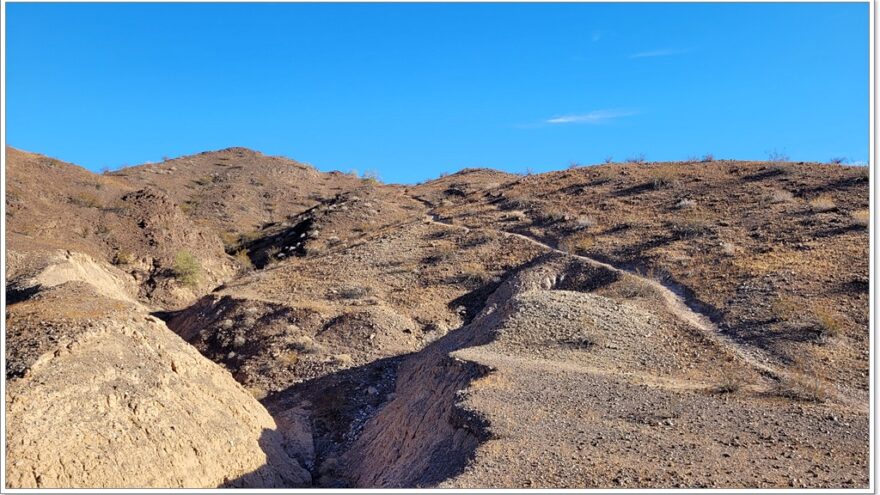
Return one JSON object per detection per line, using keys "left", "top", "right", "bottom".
{"left": 629, "top": 48, "right": 690, "bottom": 59}
{"left": 545, "top": 109, "right": 636, "bottom": 125}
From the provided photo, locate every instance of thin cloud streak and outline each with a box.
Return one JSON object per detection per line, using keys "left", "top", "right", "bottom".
{"left": 545, "top": 109, "right": 637, "bottom": 125}
{"left": 629, "top": 48, "right": 690, "bottom": 59}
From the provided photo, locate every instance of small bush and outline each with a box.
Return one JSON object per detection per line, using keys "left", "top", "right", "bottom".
{"left": 828, "top": 157, "right": 847, "bottom": 165}
{"left": 713, "top": 369, "right": 743, "bottom": 394}
{"left": 809, "top": 196, "right": 836, "bottom": 213}
{"left": 290, "top": 335, "right": 321, "bottom": 354}
{"left": 233, "top": 249, "right": 254, "bottom": 270}
{"left": 172, "top": 250, "right": 201, "bottom": 288}
{"left": 814, "top": 308, "right": 843, "bottom": 342}
{"left": 219, "top": 231, "right": 241, "bottom": 247}
{"left": 675, "top": 198, "right": 696, "bottom": 209}
{"left": 626, "top": 153, "right": 647, "bottom": 164}
{"left": 767, "top": 149, "right": 790, "bottom": 162}
{"left": 603, "top": 156, "right": 614, "bottom": 164}
{"left": 362, "top": 170, "right": 381, "bottom": 183}
{"left": 572, "top": 215, "right": 596, "bottom": 230}
{"left": 701, "top": 153, "right": 714, "bottom": 162}
{"left": 336, "top": 286, "right": 374, "bottom": 300}
{"left": 279, "top": 351, "right": 298, "bottom": 367}
{"left": 850, "top": 209, "right": 869, "bottom": 228}
{"left": 427, "top": 244, "right": 456, "bottom": 264}
{"left": 245, "top": 386, "right": 268, "bottom": 400}
{"left": 114, "top": 249, "right": 135, "bottom": 265}
{"left": 650, "top": 169, "right": 676, "bottom": 189}
{"left": 768, "top": 189, "right": 794, "bottom": 204}
{"left": 180, "top": 201, "right": 197, "bottom": 215}
{"left": 774, "top": 369, "right": 830, "bottom": 403}
{"left": 69, "top": 192, "right": 102, "bottom": 208}
{"left": 541, "top": 208, "right": 569, "bottom": 223}
{"left": 332, "top": 354, "right": 354, "bottom": 367}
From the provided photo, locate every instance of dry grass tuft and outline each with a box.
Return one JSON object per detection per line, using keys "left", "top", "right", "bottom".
{"left": 809, "top": 196, "right": 836, "bottom": 213}
{"left": 850, "top": 209, "right": 869, "bottom": 228}
{"left": 774, "top": 368, "right": 831, "bottom": 403}
{"left": 767, "top": 189, "right": 794, "bottom": 204}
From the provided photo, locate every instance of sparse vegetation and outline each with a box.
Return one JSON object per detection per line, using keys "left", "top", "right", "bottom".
{"left": 814, "top": 307, "right": 844, "bottom": 343}
{"left": 172, "top": 250, "right": 201, "bottom": 288}
{"left": 713, "top": 369, "right": 743, "bottom": 394}
{"left": 233, "top": 248, "right": 254, "bottom": 270}
{"left": 828, "top": 157, "right": 847, "bottom": 165}
{"left": 336, "top": 285, "right": 375, "bottom": 300}
{"left": 331, "top": 354, "right": 354, "bottom": 367}
{"left": 774, "top": 368, "right": 830, "bottom": 403}
{"left": 650, "top": 169, "right": 675, "bottom": 189}
{"left": 850, "top": 209, "right": 869, "bottom": 228}
{"left": 767, "top": 189, "right": 794, "bottom": 204}
{"left": 626, "top": 153, "right": 647, "bottom": 164}
{"left": 290, "top": 335, "right": 321, "bottom": 354}
{"left": 69, "top": 192, "right": 102, "bottom": 208}
{"left": 113, "top": 249, "right": 135, "bottom": 265}
{"left": 767, "top": 149, "right": 790, "bottom": 162}
{"left": 572, "top": 215, "right": 596, "bottom": 230}
{"left": 809, "top": 195, "right": 836, "bottom": 213}
{"left": 362, "top": 170, "right": 381, "bottom": 183}
{"left": 675, "top": 198, "right": 696, "bottom": 209}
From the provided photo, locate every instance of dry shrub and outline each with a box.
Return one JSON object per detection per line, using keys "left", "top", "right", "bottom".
{"left": 813, "top": 307, "right": 844, "bottom": 342}
{"left": 332, "top": 354, "right": 354, "bottom": 367}
{"left": 771, "top": 295, "right": 801, "bottom": 323}
{"left": 774, "top": 368, "right": 830, "bottom": 403}
{"left": 713, "top": 368, "right": 744, "bottom": 394}
{"left": 290, "top": 335, "right": 321, "bottom": 354}
{"left": 809, "top": 196, "right": 836, "bottom": 213}
{"left": 69, "top": 192, "right": 102, "bottom": 208}
{"left": 767, "top": 189, "right": 794, "bottom": 204}
{"left": 278, "top": 350, "right": 298, "bottom": 367}
{"left": 669, "top": 210, "right": 714, "bottom": 238}
{"left": 233, "top": 249, "right": 254, "bottom": 270}
{"left": 650, "top": 169, "right": 676, "bottom": 189}
{"left": 675, "top": 198, "right": 696, "bottom": 209}
{"left": 503, "top": 210, "right": 527, "bottom": 222}
{"left": 541, "top": 207, "right": 569, "bottom": 223}
{"left": 572, "top": 215, "right": 596, "bottom": 230}
{"left": 219, "top": 231, "right": 241, "bottom": 247}
{"left": 626, "top": 153, "right": 647, "bottom": 164}
{"left": 850, "top": 209, "right": 869, "bottom": 228}
{"left": 427, "top": 243, "right": 456, "bottom": 263}
{"left": 245, "top": 386, "right": 268, "bottom": 400}
{"left": 113, "top": 249, "right": 135, "bottom": 265}
{"left": 336, "top": 286, "right": 374, "bottom": 300}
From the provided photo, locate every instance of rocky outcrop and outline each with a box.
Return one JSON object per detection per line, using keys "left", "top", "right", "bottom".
{"left": 5, "top": 300, "right": 310, "bottom": 488}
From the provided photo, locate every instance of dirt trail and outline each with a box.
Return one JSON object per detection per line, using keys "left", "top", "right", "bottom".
{"left": 421, "top": 207, "right": 870, "bottom": 412}
{"left": 419, "top": 209, "right": 863, "bottom": 407}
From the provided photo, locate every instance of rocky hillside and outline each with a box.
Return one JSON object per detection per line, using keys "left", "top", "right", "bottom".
{"left": 4, "top": 147, "right": 870, "bottom": 489}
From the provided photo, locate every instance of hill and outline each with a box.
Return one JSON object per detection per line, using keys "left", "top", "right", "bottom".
{"left": 4, "top": 147, "right": 870, "bottom": 489}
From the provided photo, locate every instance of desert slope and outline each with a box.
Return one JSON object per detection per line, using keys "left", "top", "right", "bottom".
{"left": 4, "top": 147, "right": 870, "bottom": 489}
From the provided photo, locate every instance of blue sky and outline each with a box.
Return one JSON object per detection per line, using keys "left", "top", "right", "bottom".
{"left": 6, "top": 2, "right": 869, "bottom": 184}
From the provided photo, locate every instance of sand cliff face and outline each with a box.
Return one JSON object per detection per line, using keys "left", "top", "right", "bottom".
{"left": 5, "top": 305, "right": 310, "bottom": 488}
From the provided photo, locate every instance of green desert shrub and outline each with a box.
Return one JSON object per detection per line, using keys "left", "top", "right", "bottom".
{"left": 173, "top": 250, "right": 201, "bottom": 288}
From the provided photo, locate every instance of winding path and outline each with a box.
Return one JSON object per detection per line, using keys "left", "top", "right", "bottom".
{"left": 419, "top": 206, "right": 785, "bottom": 383}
